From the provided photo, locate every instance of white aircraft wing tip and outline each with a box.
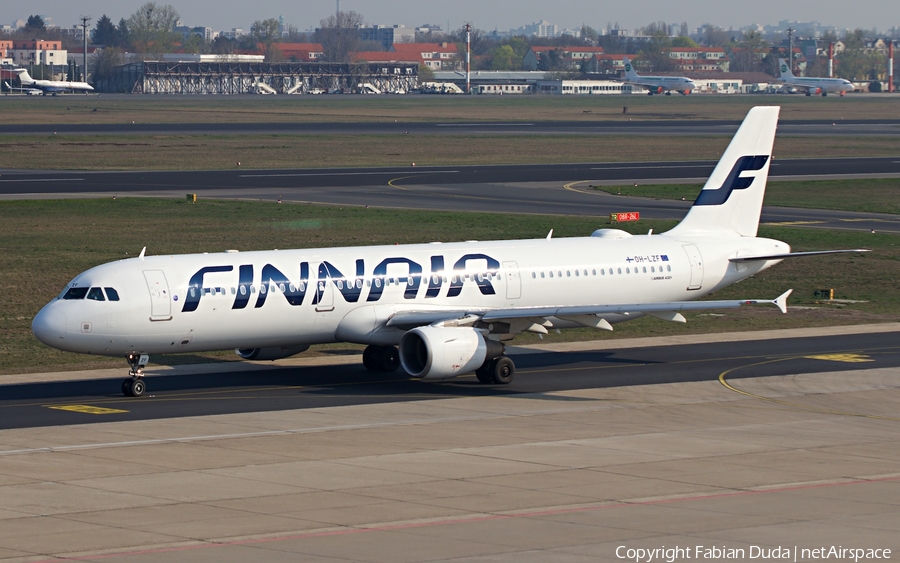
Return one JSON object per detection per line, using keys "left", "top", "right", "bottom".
{"left": 774, "top": 289, "right": 792, "bottom": 314}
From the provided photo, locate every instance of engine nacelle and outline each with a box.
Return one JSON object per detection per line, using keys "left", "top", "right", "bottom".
{"left": 235, "top": 344, "right": 310, "bottom": 361}
{"left": 399, "top": 326, "right": 503, "bottom": 380}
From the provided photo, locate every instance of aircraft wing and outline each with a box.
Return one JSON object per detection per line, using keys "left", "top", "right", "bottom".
{"left": 386, "top": 290, "right": 793, "bottom": 330}
{"left": 730, "top": 250, "right": 869, "bottom": 262}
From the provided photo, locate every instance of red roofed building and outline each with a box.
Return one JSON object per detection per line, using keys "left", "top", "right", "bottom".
{"left": 523, "top": 46, "right": 605, "bottom": 70}
{"left": 270, "top": 43, "right": 324, "bottom": 62}
{"left": 668, "top": 47, "right": 727, "bottom": 71}
{"left": 388, "top": 42, "right": 460, "bottom": 70}
{"left": 0, "top": 40, "right": 12, "bottom": 62}
{"left": 351, "top": 51, "right": 420, "bottom": 65}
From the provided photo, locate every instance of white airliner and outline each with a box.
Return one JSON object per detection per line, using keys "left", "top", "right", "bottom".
{"left": 621, "top": 56, "right": 696, "bottom": 95}
{"left": 11, "top": 68, "right": 94, "bottom": 95}
{"left": 777, "top": 58, "right": 853, "bottom": 97}
{"left": 32, "top": 107, "right": 866, "bottom": 397}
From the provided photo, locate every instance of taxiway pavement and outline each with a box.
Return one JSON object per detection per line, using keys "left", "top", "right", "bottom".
{"left": 1, "top": 324, "right": 898, "bottom": 562}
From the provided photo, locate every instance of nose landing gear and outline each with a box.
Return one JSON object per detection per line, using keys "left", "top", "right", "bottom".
{"left": 123, "top": 353, "right": 149, "bottom": 397}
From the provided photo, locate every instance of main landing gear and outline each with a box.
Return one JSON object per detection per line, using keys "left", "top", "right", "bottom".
{"left": 475, "top": 355, "right": 516, "bottom": 385}
{"left": 362, "top": 345, "right": 401, "bottom": 372}
{"left": 122, "top": 353, "right": 149, "bottom": 397}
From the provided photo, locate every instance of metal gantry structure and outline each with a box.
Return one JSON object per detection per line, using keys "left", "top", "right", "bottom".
{"left": 97, "top": 61, "right": 418, "bottom": 94}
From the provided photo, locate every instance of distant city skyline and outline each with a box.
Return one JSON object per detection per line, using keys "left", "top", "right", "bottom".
{"left": 12, "top": 0, "right": 900, "bottom": 35}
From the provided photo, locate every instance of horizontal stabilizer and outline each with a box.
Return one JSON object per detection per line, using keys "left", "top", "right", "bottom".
{"left": 730, "top": 249, "right": 869, "bottom": 262}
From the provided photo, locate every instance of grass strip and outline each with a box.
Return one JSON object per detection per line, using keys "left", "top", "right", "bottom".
{"left": 592, "top": 178, "right": 900, "bottom": 215}
{"left": 0, "top": 134, "right": 896, "bottom": 171}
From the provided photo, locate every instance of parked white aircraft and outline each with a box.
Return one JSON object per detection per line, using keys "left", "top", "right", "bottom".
{"left": 621, "top": 56, "right": 695, "bottom": 95}
{"left": 777, "top": 58, "right": 853, "bottom": 97}
{"left": 11, "top": 68, "right": 94, "bottom": 95}
{"left": 32, "top": 106, "right": 866, "bottom": 396}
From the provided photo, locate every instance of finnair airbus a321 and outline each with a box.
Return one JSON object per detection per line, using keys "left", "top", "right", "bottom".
{"left": 621, "top": 56, "right": 695, "bottom": 95}
{"left": 32, "top": 107, "right": 865, "bottom": 396}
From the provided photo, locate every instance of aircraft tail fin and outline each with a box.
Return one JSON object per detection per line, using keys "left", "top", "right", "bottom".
{"left": 622, "top": 56, "right": 639, "bottom": 79}
{"left": 13, "top": 68, "right": 33, "bottom": 84}
{"left": 778, "top": 58, "right": 794, "bottom": 80}
{"left": 665, "top": 106, "right": 780, "bottom": 238}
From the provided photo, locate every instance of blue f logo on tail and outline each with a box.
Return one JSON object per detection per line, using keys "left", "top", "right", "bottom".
{"left": 694, "top": 155, "right": 769, "bottom": 206}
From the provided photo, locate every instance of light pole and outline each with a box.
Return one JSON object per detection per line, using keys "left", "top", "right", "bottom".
{"left": 80, "top": 15, "right": 91, "bottom": 83}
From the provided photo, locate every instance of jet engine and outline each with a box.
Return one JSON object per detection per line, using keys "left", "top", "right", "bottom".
{"left": 235, "top": 344, "right": 310, "bottom": 361}
{"left": 399, "top": 326, "right": 503, "bottom": 380}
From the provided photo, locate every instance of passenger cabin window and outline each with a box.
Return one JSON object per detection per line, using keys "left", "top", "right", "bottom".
{"left": 87, "top": 287, "right": 105, "bottom": 301}
{"left": 104, "top": 287, "right": 120, "bottom": 301}
{"left": 63, "top": 287, "right": 89, "bottom": 300}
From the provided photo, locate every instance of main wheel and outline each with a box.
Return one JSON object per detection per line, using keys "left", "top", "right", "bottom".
{"left": 377, "top": 345, "right": 400, "bottom": 372}
{"left": 475, "top": 363, "right": 493, "bottom": 384}
{"left": 362, "top": 345, "right": 379, "bottom": 371}
{"left": 490, "top": 356, "right": 515, "bottom": 384}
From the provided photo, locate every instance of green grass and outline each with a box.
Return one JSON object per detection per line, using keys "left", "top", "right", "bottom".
{"left": 1, "top": 94, "right": 897, "bottom": 124}
{"left": 0, "top": 133, "right": 897, "bottom": 171}
{"left": 594, "top": 178, "right": 900, "bottom": 215}
{"left": 1, "top": 198, "right": 897, "bottom": 377}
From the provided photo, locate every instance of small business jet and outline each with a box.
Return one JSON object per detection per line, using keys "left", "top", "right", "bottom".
{"left": 33, "top": 106, "right": 866, "bottom": 396}
{"left": 621, "top": 56, "right": 695, "bottom": 95}
{"left": 11, "top": 68, "right": 94, "bottom": 95}
{"left": 777, "top": 58, "right": 853, "bottom": 97}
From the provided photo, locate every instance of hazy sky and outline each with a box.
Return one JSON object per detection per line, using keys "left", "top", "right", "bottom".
{"left": 18, "top": 0, "right": 900, "bottom": 34}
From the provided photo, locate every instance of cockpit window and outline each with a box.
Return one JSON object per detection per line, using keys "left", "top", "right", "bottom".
{"left": 104, "top": 288, "right": 120, "bottom": 301}
{"left": 63, "top": 287, "right": 89, "bottom": 300}
{"left": 87, "top": 287, "right": 106, "bottom": 301}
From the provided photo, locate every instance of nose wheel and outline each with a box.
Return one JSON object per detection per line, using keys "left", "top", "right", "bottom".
{"left": 123, "top": 354, "right": 149, "bottom": 397}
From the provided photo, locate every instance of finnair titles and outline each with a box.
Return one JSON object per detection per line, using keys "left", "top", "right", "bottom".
{"left": 32, "top": 106, "right": 866, "bottom": 396}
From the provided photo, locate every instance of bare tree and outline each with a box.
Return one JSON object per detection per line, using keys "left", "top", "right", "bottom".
{"left": 315, "top": 11, "right": 365, "bottom": 62}
{"left": 92, "top": 47, "right": 125, "bottom": 83}
{"left": 127, "top": 2, "right": 180, "bottom": 59}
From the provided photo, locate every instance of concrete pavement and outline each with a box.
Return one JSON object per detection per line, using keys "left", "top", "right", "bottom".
{"left": 1, "top": 340, "right": 898, "bottom": 561}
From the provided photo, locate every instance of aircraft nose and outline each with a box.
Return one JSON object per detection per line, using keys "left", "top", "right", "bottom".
{"left": 32, "top": 304, "right": 67, "bottom": 346}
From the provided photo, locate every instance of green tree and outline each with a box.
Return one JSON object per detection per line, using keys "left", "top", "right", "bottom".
{"left": 127, "top": 2, "right": 180, "bottom": 58}
{"left": 580, "top": 25, "right": 598, "bottom": 44}
{"left": 489, "top": 45, "right": 517, "bottom": 70}
{"left": 672, "top": 36, "right": 698, "bottom": 48}
{"left": 417, "top": 64, "right": 435, "bottom": 82}
{"left": 251, "top": 18, "right": 282, "bottom": 61}
{"left": 91, "top": 15, "right": 120, "bottom": 46}
{"left": 315, "top": 10, "right": 364, "bottom": 62}
{"left": 116, "top": 19, "right": 130, "bottom": 47}
{"left": 182, "top": 33, "right": 207, "bottom": 54}
{"left": 640, "top": 30, "right": 674, "bottom": 72}
{"left": 24, "top": 15, "right": 46, "bottom": 35}
{"left": 507, "top": 36, "right": 530, "bottom": 61}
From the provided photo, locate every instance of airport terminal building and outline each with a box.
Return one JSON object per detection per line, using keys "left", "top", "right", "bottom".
{"left": 97, "top": 59, "right": 418, "bottom": 94}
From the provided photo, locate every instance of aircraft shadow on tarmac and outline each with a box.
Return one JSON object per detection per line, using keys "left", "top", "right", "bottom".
{"left": 2, "top": 351, "right": 659, "bottom": 402}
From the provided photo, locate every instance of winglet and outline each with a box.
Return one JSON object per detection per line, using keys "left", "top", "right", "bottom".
{"left": 139, "top": 246, "right": 146, "bottom": 259}
{"left": 546, "top": 229, "right": 553, "bottom": 240}
{"left": 773, "top": 289, "right": 792, "bottom": 314}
